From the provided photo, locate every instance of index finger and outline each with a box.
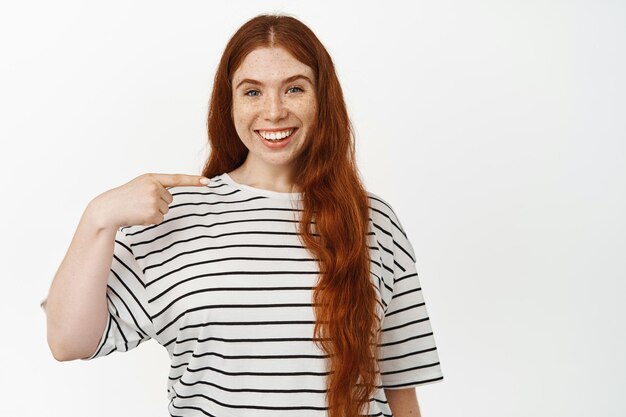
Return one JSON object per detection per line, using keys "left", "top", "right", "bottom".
{"left": 149, "top": 173, "right": 210, "bottom": 188}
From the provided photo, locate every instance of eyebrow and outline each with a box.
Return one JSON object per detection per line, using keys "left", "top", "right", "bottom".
{"left": 234, "top": 74, "right": 314, "bottom": 90}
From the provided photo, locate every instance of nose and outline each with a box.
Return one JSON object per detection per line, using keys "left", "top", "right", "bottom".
{"left": 263, "top": 92, "right": 288, "bottom": 121}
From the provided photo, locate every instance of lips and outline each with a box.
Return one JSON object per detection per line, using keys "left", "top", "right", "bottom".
{"left": 255, "top": 127, "right": 297, "bottom": 149}
{"left": 255, "top": 128, "right": 298, "bottom": 141}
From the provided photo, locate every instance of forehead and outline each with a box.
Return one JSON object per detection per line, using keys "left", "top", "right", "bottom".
{"left": 232, "top": 46, "right": 314, "bottom": 83}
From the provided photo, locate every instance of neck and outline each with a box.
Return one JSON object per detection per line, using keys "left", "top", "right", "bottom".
{"left": 229, "top": 161, "right": 300, "bottom": 193}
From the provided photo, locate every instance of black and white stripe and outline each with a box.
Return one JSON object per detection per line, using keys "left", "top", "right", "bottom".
{"left": 80, "top": 172, "right": 444, "bottom": 416}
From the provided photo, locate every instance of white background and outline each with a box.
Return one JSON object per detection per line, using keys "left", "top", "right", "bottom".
{"left": 1, "top": 1, "right": 625, "bottom": 416}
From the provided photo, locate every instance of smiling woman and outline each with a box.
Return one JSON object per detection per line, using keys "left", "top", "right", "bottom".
{"left": 228, "top": 46, "right": 318, "bottom": 190}
{"left": 42, "top": 12, "right": 444, "bottom": 417}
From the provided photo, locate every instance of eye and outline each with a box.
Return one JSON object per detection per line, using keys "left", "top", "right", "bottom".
{"left": 244, "top": 89, "right": 260, "bottom": 97}
{"left": 287, "top": 86, "right": 304, "bottom": 94}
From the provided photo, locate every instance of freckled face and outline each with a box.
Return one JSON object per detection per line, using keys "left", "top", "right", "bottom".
{"left": 231, "top": 47, "right": 317, "bottom": 170}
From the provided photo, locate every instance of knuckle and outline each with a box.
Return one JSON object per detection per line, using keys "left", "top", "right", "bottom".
{"left": 139, "top": 175, "right": 152, "bottom": 186}
{"left": 148, "top": 182, "right": 160, "bottom": 193}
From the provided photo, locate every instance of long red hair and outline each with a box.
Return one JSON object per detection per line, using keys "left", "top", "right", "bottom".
{"left": 201, "top": 14, "right": 380, "bottom": 416}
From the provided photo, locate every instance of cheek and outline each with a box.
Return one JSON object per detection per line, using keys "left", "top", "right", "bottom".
{"left": 292, "top": 100, "right": 317, "bottom": 125}
{"left": 232, "top": 101, "right": 253, "bottom": 128}
{"left": 303, "top": 102, "right": 318, "bottom": 125}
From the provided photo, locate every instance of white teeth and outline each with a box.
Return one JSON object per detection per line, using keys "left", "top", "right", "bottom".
{"left": 258, "top": 129, "right": 293, "bottom": 140}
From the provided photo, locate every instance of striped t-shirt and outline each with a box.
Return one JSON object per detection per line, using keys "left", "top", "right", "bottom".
{"left": 54, "top": 172, "right": 444, "bottom": 416}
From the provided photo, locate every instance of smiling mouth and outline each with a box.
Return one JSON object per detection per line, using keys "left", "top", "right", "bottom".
{"left": 255, "top": 128, "right": 298, "bottom": 142}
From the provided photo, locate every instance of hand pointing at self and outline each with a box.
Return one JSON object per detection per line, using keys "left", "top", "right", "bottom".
{"left": 89, "top": 173, "right": 210, "bottom": 230}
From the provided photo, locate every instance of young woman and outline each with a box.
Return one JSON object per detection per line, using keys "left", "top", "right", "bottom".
{"left": 42, "top": 13, "right": 444, "bottom": 417}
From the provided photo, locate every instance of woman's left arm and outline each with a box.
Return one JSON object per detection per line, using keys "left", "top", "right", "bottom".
{"left": 384, "top": 388, "right": 422, "bottom": 417}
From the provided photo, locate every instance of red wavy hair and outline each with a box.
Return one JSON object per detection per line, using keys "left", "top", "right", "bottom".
{"left": 201, "top": 14, "right": 381, "bottom": 416}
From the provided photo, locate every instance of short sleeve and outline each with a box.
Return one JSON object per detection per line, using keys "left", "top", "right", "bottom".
{"left": 81, "top": 228, "right": 156, "bottom": 360}
{"left": 377, "top": 204, "right": 444, "bottom": 389}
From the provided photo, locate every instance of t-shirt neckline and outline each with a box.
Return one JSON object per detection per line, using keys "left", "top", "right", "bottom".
{"left": 220, "top": 172, "right": 303, "bottom": 201}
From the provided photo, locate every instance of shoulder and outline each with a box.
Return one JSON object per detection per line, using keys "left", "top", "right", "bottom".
{"left": 366, "top": 190, "right": 415, "bottom": 261}
{"left": 366, "top": 191, "right": 407, "bottom": 236}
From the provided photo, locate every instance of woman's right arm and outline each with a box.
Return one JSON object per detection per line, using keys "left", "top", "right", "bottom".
{"left": 44, "top": 199, "right": 120, "bottom": 361}
{"left": 42, "top": 173, "right": 210, "bottom": 361}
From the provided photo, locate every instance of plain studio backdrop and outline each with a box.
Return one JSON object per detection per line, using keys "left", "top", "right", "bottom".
{"left": 1, "top": 1, "right": 624, "bottom": 416}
